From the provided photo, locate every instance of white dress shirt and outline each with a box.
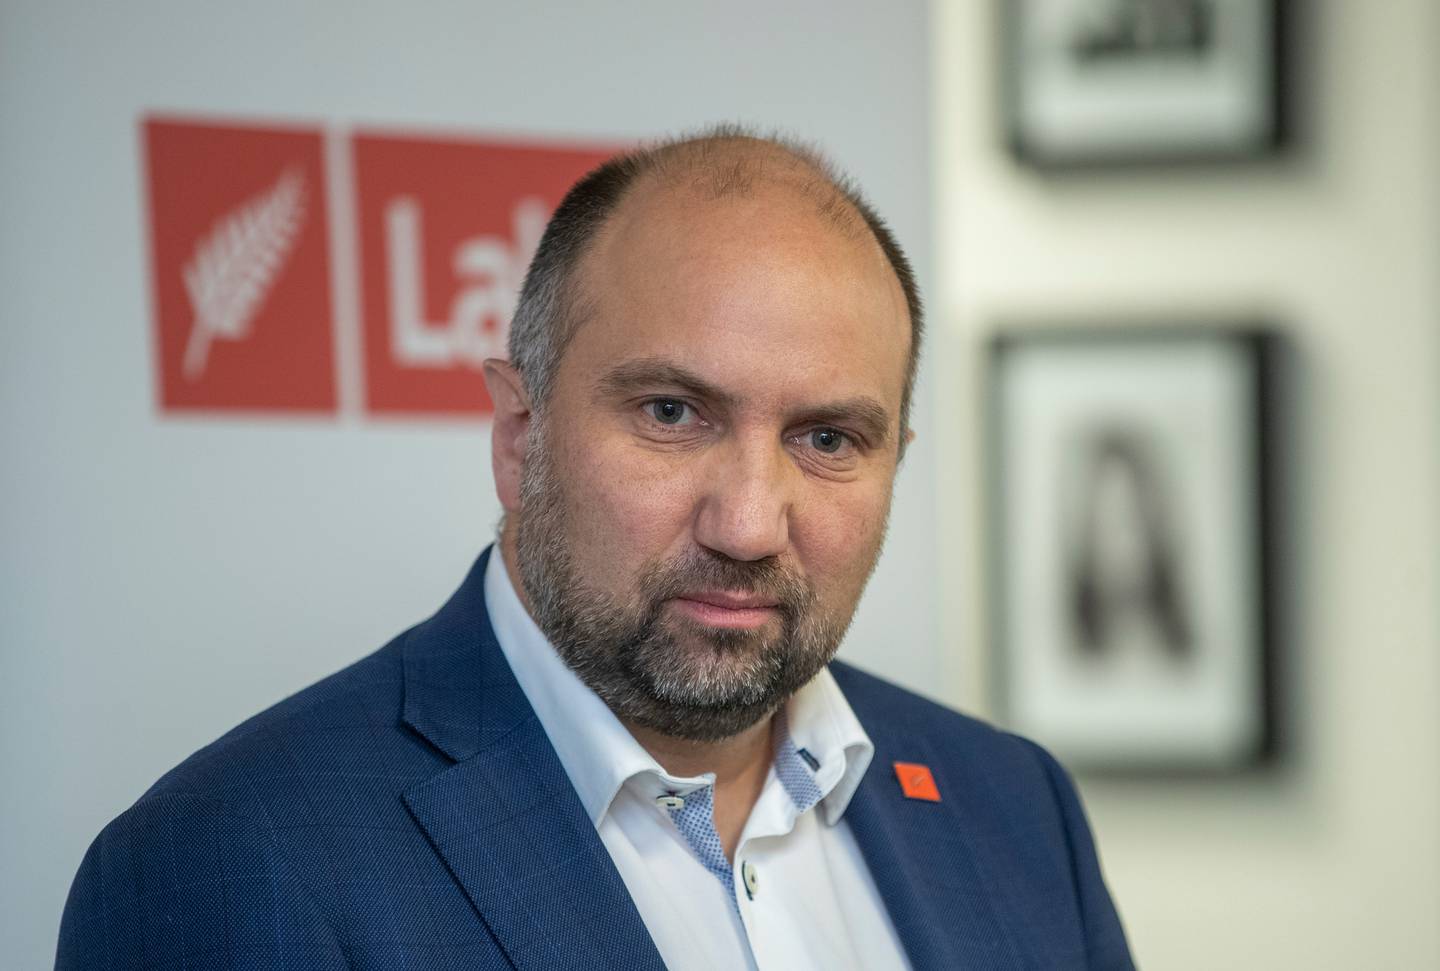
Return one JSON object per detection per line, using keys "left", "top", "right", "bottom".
{"left": 484, "top": 548, "right": 911, "bottom": 971}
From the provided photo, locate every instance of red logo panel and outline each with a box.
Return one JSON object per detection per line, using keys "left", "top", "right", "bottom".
{"left": 145, "top": 118, "right": 335, "bottom": 413}
{"left": 352, "top": 133, "right": 614, "bottom": 416}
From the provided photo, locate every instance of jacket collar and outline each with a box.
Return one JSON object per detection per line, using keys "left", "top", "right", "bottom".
{"left": 399, "top": 547, "right": 667, "bottom": 971}
{"left": 400, "top": 548, "right": 532, "bottom": 762}
{"left": 832, "top": 661, "right": 1027, "bottom": 970}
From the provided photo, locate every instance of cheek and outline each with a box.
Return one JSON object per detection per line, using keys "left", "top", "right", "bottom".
{"left": 791, "top": 481, "right": 893, "bottom": 593}
{"left": 552, "top": 432, "right": 700, "bottom": 570}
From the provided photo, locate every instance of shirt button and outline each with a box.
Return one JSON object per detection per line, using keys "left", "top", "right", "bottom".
{"left": 655, "top": 794, "right": 685, "bottom": 810}
{"left": 741, "top": 859, "right": 759, "bottom": 899}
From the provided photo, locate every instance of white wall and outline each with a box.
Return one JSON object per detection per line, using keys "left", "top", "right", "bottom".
{"left": 933, "top": 1, "right": 1440, "bottom": 967}
{"left": 0, "top": 3, "right": 934, "bottom": 965}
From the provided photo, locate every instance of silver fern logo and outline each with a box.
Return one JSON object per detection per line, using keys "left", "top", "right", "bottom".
{"left": 181, "top": 169, "right": 307, "bottom": 380}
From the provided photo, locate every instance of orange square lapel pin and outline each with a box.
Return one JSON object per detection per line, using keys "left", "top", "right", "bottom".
{"left": 893, "top": 761, "right": 941, "bottom": 802}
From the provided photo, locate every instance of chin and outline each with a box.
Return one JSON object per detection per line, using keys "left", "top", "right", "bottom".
{"left": 624, "top": 694, "right": 781, "bottom": 744}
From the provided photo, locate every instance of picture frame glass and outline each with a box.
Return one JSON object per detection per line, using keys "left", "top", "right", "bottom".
{"left": 992, "top": 333, "right": 1267, "bottom": 771}
{"left": 1008, "top": 0, "right": 1278, "bottom": 163}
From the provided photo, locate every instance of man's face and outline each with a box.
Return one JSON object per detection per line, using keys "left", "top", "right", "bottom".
{"left": 511, "top": 178, "right": 911, "bottom": 741}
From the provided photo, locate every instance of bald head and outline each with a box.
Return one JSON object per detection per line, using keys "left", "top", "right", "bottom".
{"left": 506, "top": 126, "right": 923, "bottom": 435}
{"left": 627, "top": 134, "right": 870, "bottom": 236}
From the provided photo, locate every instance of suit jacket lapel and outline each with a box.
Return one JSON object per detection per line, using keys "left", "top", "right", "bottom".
{"left": 399, "top": 549, "right": 666, "bottom": 971}
{"left": 837, "top": 670, "right": 1026, "bottom": 970}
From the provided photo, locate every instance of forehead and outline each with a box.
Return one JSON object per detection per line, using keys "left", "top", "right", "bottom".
{"left": 562, "top": 178, "right": 911, "bottom": 416}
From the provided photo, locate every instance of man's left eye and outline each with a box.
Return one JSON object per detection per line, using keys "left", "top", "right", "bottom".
{"left": 648, "top": 399, "right": 690, "bottom": 425}
{"left": 809, "top": 428, "right": 849, "bottom": 454}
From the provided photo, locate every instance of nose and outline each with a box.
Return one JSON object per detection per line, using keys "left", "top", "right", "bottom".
{"left": 692, "top": 434, "right": 792, "bottom": 563}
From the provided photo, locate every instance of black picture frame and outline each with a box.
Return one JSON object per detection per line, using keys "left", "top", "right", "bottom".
{"left": 1001, "top": 0, "right": 1287, "bottom": 167}
{"left": 986, "top": 326, "right": 1278, "bottom": 773}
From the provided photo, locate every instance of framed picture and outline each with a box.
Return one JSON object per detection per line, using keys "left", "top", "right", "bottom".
{"left": 1001, "top": 0, "right": 1286, "bottom": 166}
{"left": 987, "top": 327, "right": 1276, "bottom": 772}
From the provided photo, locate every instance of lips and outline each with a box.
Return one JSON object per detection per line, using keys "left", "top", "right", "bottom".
{"left": 677, "top": 590, "right": 780, "bottom": 610}
{"left": 669, "top": 591, "right": 781, "bottom": 630}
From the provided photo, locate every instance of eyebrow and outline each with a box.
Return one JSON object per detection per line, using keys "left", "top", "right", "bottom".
{"left": 596, "top": 358, "right": 738, "bottom": 410}
{"left": 594, "top": 356, "right": 893, "bottom": 447}
{"left": 799, "top": 398, "right": 892, "bottom": 447}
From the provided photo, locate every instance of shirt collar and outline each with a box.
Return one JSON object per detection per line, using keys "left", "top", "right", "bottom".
{"left": 483, "top": 546, "right": 874, "bottom": 827}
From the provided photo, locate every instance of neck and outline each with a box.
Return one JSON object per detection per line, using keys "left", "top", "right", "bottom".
{"left": 625, "top": 713, "right": 776, "bottom": 862}
{"left": 623, "top": 715, "right": 774, "bottom": 785}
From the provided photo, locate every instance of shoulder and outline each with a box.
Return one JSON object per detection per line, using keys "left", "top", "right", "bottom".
{"left": 57, "top": 640, "right": 422, "bottom": 968}
{"left": 145, "top": 635, "right": 422, "bottom": 802}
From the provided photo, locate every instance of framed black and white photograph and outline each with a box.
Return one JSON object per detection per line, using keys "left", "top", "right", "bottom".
{"left": 987, "top": 327, "right": 1276, "bottom": 772}
{"left": 1001, "top": 0, "right": 1285, "bottom": 166}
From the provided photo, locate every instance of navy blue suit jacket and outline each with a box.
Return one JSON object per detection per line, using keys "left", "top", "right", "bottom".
{"left": 58, "top": 549, "right": 1133, "bottom": 969}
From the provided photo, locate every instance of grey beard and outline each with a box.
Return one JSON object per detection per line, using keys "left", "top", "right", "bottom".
{"left": 512, "top": 423, "right": 848, "bottom": 742}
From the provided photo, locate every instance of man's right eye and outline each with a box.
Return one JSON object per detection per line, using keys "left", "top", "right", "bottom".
{"left": 648, "top": 399, "right": 690, "bottom": 425}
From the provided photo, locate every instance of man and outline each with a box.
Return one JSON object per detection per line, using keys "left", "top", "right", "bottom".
{"left": 58, "top": 128, "right": 1134, "bottom": 969}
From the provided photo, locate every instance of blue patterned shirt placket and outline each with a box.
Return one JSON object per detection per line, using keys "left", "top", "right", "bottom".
{"left": 661, "top": 713, "right": 825, "bottom": 915}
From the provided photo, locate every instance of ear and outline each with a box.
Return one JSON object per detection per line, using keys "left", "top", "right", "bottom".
{"left": 483, "top": 359, "right": 532, "bottom": 514}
